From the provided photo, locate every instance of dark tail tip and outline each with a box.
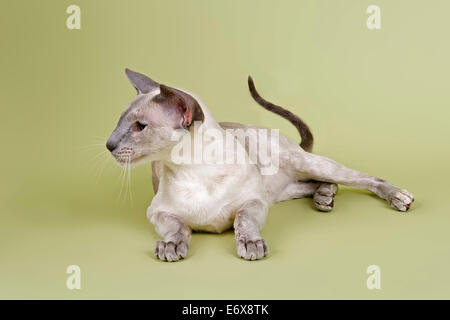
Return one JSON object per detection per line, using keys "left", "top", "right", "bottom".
{"left": 246, "top": 75, "right": 314, "bottom": 152}
{"left": 248, "top": 75, "right": 259, "bottom": 100}
{"left": 248, "top": 75, "right": 254, "bottom": 91}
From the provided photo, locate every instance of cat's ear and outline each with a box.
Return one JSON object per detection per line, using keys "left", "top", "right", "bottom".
{"left": 158, "top": 85, "right": 204, "bottom": 128}
{"left": 125, "top": 68, "right": 159, "bottom": 94}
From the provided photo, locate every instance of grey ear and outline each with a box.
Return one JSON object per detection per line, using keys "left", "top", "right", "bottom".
{"left": 158, "top": 85, "right": 205, "bottom": 128}
{"left": 125, "top": 68, "right": 159, "bottom": 94}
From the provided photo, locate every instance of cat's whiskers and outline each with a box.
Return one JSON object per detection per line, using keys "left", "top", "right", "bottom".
{"left": 78, "top": 136, "right": 108, "bottom": 151}
{"left": 94, "top": 154, "right": 112, "bottom": 184}
{"left": 117, "top": 161, "right": 128, "bottom": 202}
{"left": 82, "top": 138, "right": 134, "bottom": 206}
{"left": 89, "top": 151, "right": 112, "bottom": 179}
{"left": 126, "top": 157, "right": 133, "bottom": 207}
{"left": 78, "top": 143, "right": 106, "bottom": 151}
{"left": 89, "top": 149, "right": 108, "bottom": 165}
{"left": 82, "top": 146, "right": 112, "bottom": 182}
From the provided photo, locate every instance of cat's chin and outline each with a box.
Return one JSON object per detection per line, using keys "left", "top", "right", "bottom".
{"left": 115, "top": 153, "right": 166, "bottom": 167}
{"left": 131, "top": 154, "right": 152, "bottom": 165}
{"left": 115, "top": 154, "right": 150, "bottom": 167}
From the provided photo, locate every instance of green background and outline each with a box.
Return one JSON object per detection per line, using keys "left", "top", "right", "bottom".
{"left": 1, "top": 0, "right": 449, "bottom": 299}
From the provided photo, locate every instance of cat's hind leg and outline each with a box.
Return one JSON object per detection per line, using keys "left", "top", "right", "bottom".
{"left": 291, "top": 151, "right": 414, "bottom": 212}
{"left": 275, "top": 181, "right": 321, "bottom": 202}
{"left": 275, "top": 181, "right": 338, "bottom": 212}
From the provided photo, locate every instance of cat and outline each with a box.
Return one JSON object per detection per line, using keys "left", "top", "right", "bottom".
{"left": 106, "top": 69, "right": 414, "bottom": 262}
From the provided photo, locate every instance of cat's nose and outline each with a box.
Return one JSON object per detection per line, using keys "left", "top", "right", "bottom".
{"left": 106, "top": 140, "right": 117, "bottom": 152}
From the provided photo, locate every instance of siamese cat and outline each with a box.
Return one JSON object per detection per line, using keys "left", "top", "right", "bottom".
{"left": 106, "top": 69, "right": 414, "bottom": 262}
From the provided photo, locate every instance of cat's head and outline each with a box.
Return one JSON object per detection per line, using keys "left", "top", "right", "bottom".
{"left": 106, "top": 69, "right": 204, "bottom": 166}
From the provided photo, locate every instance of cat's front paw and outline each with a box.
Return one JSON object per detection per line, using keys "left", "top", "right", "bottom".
{"left": 388, "top": 189, "right": 414, "bottom": 212}
{"left": 236, "top": 237, "right": 268, "bottom": 261}
{"left": 155, "top": 240, "right": 188, "bottom": 262}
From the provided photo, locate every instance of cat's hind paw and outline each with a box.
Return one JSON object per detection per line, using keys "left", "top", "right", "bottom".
{"left": 388, "top": 189, "right": 414, "bottom": 212}
{"left": 314, "top": 183, "right": 338, "bottom": 212}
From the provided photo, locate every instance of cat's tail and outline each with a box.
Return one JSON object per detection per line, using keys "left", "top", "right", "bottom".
{"left": 247, "top": 76, "right": 314, "bottom": 152}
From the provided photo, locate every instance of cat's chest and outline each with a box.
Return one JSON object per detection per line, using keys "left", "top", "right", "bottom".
{"left": 150, "top": 165, "right": 256, "bottom": 232}
{"left": 163, "top": 166, "right": 241, "bottom": 208}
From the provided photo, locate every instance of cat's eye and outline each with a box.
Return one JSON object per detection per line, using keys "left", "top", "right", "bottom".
{"left": 133, "top": 121, "right": 147, "bottom": 132}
